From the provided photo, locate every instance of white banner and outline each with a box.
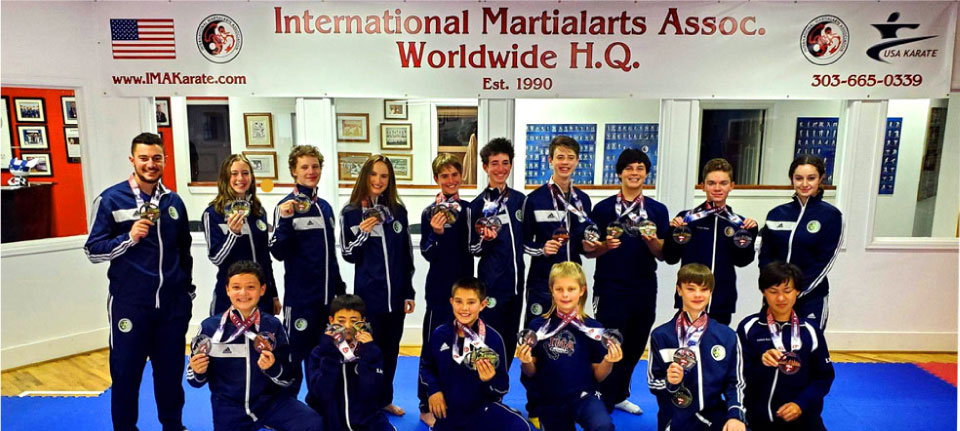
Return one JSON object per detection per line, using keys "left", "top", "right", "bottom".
{"left": 97, "top": 2, "right": 958, "bottom": 99}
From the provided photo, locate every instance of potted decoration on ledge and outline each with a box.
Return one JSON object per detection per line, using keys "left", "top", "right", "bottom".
{"left": 7, "top": 157, "right": 39, "bottom": 187}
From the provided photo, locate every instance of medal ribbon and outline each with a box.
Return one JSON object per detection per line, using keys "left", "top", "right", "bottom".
{"left": 127, "top": 174, "right": 163, "bottom": 211}
{"left": 213, "top": 307, "right": 261, "bottom": 344}
{"left": 681, "top": 201, "right": 721, "bottom": 224}
{"left": 675, "top": 311, "right": 708, "bottom": 347}
{"left": 335, "top": 334, "right": 359, "bottom": 363}
{"left": 452, "top": 320, "right": 488, "bottom": 364}
{"left": 294, "top": 185, "right": 318, "bottom": 203}
{"left": 482, "top": 187, "right": 509, "bottom": 217}
{"left": 435, "top": 192, "right": 462, "bottom": 213}
{"left": 615, "top": 190, "right": 647, "bottom": 223}
{"left": 534, "top": 309, "right": 606, "bottom": 343}
{"left": 766, "top": 310, "right": 802, "bottom": 353}
{"left": 548, "top": 179, "right": 591, "bottom": 224}
{"left": 714, "top": 206, "right": 745, "bottom": 228}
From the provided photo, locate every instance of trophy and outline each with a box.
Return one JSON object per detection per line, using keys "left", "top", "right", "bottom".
{"left": 190, "top": 334, "right": 212, "bottom": 356}
{"left": 293, "top": 193, "right": 312, "bottom": 214}
{"left": 254, "top": 331, "right": 276, "bottom": 353}
{"left": 139, "top": 202, "right": 161, "bottom": 221}
{"left": 225, "top": 199, "right": 251, "bottom": 219}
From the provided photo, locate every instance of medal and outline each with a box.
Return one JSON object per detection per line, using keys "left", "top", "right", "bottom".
{"left": 584, "top": 224, "right": 601, "bottom": 242}
{"left": 673, "top": 347, "right": 697, "bottom": 371}
{"left": 672, "top": 225, "right": 692, "bottom": 244}
{"left": 465, "top": 346, "right": 501, "bottom": 370}
{"left": 225, "top": 199, "right": 251, "bottom": 219}
{"left": 778, "top": 351, "right": 802, "bottom": 375}
{"left": 432, "top": 204, "right": 458, "bottom": 227}
{"left": 138, "top": 202, "right": 160, "bottom": 221}
{"left": 517, "top": 328, "right": 538, "bottom": 347}
{"left": 353, "top": 321, "right": 371, "bottom": 334}
{"left": 732, "top": 229, "right": 753, "bottom": 248}
{"left": 671, "top": 386, "right": 694, "bottom": 408}
{"left": 638, "top": 219, "right": 657, "bottom": 237}
{"left": 190, "top": 334, "right": 212, "bottom": 356}
{"left": 475, "top": 216, "right": 502, "bottom": 237}
{"left": 253, "top": 331, "right": 276, "bottom": 353}
{"left": 552, "top": 226, "right": 570, "bottom": 243}
{"left": 601, "top": 329, "right": 623, "bottom": 348}
{"left": 606, "top": 221, "right": 625, "bottom": 239}
{"left": 293, "top": 193, "right": 312, "bottom": 214}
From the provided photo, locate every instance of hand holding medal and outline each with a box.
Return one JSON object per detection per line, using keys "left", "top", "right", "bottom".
{"left": 293, "top": 193, "right": 312, "bottom": 214}
{"left": 188, "top": 334, "right": 212, "bottom": 374}
{"left": 253, "top": 331, "right": 276, "bottom": 353}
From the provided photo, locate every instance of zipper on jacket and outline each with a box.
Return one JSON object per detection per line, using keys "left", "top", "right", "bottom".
{"left": 767, "top": 368, "right": 780, "bottom": 422}
{"left": 786, "top": 200, "right": 807, "bottom": 263}
{"left": 707, "top": 216, "right": 718, "bottom": 313}
{"left": 342, "top": 363, "right": 354, "bottom": 431}
{"left": 155, "top": 192, "right": 168, "bottom": 309}
{"left": 381, "top": 228, "right": 393, "bottom": 313}
{"left": 505, "top": 205, "right": 520, "bottom": 296}
{"left": 320, "top": 203, "right": 330, "bottom": 305}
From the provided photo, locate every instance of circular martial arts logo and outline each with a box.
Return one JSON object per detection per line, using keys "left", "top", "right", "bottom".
{"left": 711, "top": 345, "right": 726, "bottom": 361}
{"left": 118, "top": 318, "right": 133, "bottom": 333}
{"left": 197, "top": 14, "right": 242, "bottom": 64}
{"left": 256, "top": 219, "right": 267, "bottom": 231}
{"left": 516, "top": 210, "right": 523, "bottom": 222}
{"left": 168, "top": 206, "right": 179, "bottom": 220}
{"left": 487, "top": 297, "right": 497, "bottom": 309}
{"left": 807, "top": 220, "right": 822, "bottom": 233}
{"left": 801, "top": 15, "right": 849, "bottom": 65}
{"left": 530, "top": 303, "right": 543, "bottom": 315}
{"left": 392, "top": 220, "right": 402, "bottom": 233}
{"left": 294, "top": 318, "right": 308, "bottom": 331}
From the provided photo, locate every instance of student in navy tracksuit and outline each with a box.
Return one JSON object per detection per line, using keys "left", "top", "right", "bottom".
{"left": 419, "top": 153, "right": 476, "bottom": 423}
{"left": 468, "top": 138, "right": 526, "bottom": 369}
{"left": 647, "top": 264, "right": 746, "bottom": 431}
{"left": 187, "top": 261, "right": 322, "bottom": 431}
{"left": 270, "top": 145, "right": 347, "bottom": 397}
{"left": 584, "top": 149, "right": 669, "bottom": 414}
{"left": 663, "top": 158, "right": 758, "bottom": 326}
{"left": 737, "top": 262, "right": 835, "bottom": 431}
{"left": 84, "top": 133, "right": 194, "bottom": 431}
{"left": 204, "top": 154, "right": 278, "bottom": 316}
{"left": 419, "top": 277, "right": 531, "bottom": 431}
{"left": 306, "top": 294, "right": 395, "bottom": 431}
{"left": 340, "top": 154, "right": 416, "bottom": 416}
{"left": 759, "top": 155, "right": 843, "bottom": 330}
{"left": 517, "top": 262, "right": 621, "bottom": 431}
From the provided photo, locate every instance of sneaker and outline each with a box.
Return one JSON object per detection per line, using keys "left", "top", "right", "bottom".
{"left": 614, "top": 399, "right": 643, "bottom": 415}
{"left": 529, "top": 417, "right": 541, "bottom": 429}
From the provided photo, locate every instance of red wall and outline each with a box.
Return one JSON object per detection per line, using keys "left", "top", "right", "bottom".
{"left": 2, "top": 87, "right": 87, "bottom": 237}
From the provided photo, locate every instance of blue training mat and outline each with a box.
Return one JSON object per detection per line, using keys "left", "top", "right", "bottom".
{"left": 2, "top": 358, "right": 956, "bottom": 430}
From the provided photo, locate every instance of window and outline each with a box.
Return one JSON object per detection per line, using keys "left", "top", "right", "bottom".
{"left": 436, "top": 106, "right": 478, "bottom": 186}
{"left": 187, "top": 103, "right": 231, "bottom": 182}
{"left": 699, "top": 109, "right": 765, "bottom": 184}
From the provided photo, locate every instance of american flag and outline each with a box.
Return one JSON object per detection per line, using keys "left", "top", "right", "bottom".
{"left": 110, "top": 19, "right": 176, "bottom": 60}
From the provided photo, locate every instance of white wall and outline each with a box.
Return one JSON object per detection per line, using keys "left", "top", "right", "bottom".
{"left": 874, "top": 99, "right": 932, "bottom": 237}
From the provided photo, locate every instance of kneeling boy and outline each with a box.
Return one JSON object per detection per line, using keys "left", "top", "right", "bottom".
{"left": 736, "top": 262, "right": 834, "bottom": 431}
{"left": 187, "top": 261, "right": 322, "bottom": 431}
{"left": 647, "top": 263, "right": 746, "bottom": 431}
{"left": 419, "top": 277, "right": 531, "bottom": 431}
{"left": 306, "top": 294, "right": 394, "bottom": 431}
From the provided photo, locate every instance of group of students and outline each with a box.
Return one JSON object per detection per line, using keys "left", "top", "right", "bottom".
{"left": 85, "top": 131, "right": 842, "bottom": 431}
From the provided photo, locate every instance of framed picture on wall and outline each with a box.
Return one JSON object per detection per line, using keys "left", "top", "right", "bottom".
{"left": 14, "top": 98, "right": 45, "bottom": 123}
{"left": 61, "top": 96, "right": 78, "bottom": 125}
{"left": 155, "top": 97, "right": 171, "bottom": 127}
{"left": 21, "top": 153, "right": 53, "bottom": 177}
{"left": 64, "top": 127, "right": 81, "bottom": 163}
{"left": 1, "top": 96, "right": 13, "bottom": 170}
{"left": 17, "top": 125, "right": 49, "bottom": 150}
{"left": 338, "top": 152, "right": 371, "bottom": 181}
{"left": 385, "top": 153, "right": 412, "bottom": 180}
{"left": 242, "top": 151, "right": 278, "bottom": 180}
{"left": 380, "top": 123, "right": 412, "bottom": 150}
{"left": 384, "top": 100, "right": 408, "bottom": 120}
{"left": 336, "top": 113, "right": 369, "bottom": 142}
{"left": 244, "top": 113, "right": 274, "bottom": 148}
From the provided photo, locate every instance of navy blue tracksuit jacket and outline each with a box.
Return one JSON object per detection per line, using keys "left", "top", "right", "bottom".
{"left": 647, "top": 313, "right": 746, "bottom": 431}
{"left": 203, "top": 203, "right": 278, "bottom": 315}
{"left": 421, "top": 198, "right": 475, "bottom": 308}
{"left": 307, "top": 334, "right": 392, "bottom": 431}
{"left": 737, "top": 311, "right": 835, "bottom": 431}
{"left": 663, "top": 203, "right": 758, "bottom": 316}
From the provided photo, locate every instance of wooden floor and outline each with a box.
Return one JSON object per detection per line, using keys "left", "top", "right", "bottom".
{"left": 2, "top": 347, "right": 955, "bottom": 397}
